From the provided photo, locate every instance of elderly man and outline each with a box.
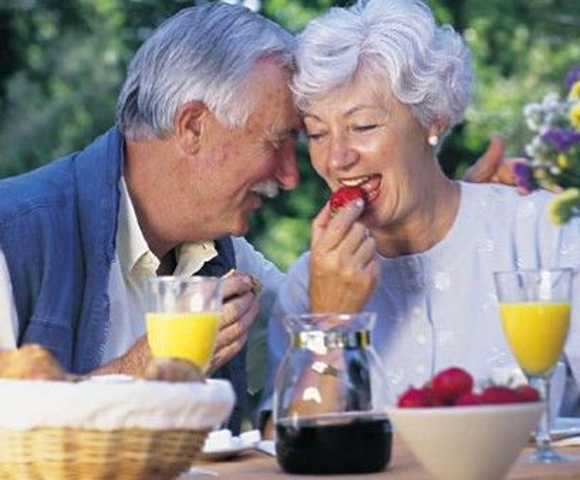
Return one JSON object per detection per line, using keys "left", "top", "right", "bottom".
{"left": 0, "top": 3, "right": 299, "bottom": 434}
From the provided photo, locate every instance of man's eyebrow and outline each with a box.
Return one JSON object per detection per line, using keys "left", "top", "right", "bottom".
{"left": 276, "top": 127, "right": 300, "bottom": 138}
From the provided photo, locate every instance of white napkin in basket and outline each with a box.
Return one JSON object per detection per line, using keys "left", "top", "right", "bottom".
{"left": 0, "top": 377, "right": 235, "bottom": 431}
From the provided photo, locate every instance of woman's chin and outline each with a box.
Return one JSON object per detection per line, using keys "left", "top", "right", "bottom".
{"left": 360, "top": 208, "right": 383, "bottom": 229}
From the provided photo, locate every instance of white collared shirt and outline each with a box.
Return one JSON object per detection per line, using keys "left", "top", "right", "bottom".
{"left": 102, "top": 178, "right": 220, "bottom": 363}
{"left": 0, "top": 178, "right": 284, "bottom": 374}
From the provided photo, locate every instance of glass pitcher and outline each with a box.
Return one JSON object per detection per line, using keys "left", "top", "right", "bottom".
{"left": 273, "top": 312, "right": 392, "bottom": 474}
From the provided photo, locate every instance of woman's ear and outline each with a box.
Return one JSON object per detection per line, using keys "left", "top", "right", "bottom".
{"left": 429, "top": 119, "right": 449, "bottom": 139}
{"left": 426, "top": 119, "right": 449, "bottom": 147}
{"left": 174, "top": 101, "right": 208, "bottom": 155}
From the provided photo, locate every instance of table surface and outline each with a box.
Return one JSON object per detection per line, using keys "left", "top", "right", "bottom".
{"left": 190, "top": 441, "right": 580, "bottom": 480}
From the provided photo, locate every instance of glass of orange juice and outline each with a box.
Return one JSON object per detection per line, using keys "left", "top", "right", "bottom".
{"left": 144, "top": 276, "right": 222, "bottom": 372}
{"left": 494, "top": 268, "right": 575, "bottom": 464}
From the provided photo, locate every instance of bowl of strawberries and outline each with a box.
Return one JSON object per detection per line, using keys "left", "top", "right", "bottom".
{"left": 388, "top": 367, "right": 543, "bottom": 480}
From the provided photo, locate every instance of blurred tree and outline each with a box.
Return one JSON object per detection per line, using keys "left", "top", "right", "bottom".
{"left": 460, "top": 0, "right": 580, "bottom": 176}
{"left": 0, "top": 0, "right": 128, "bottom": 175}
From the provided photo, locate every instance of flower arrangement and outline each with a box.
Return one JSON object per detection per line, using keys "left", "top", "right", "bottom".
{"left": 517, "top": 66, "right": 580, "bottom": 225}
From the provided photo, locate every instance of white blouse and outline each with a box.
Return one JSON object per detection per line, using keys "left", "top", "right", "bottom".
{"left": 262, "top": 182, "right": 580, "bottom": 413}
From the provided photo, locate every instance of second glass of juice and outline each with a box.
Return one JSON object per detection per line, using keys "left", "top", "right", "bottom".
{"left": 144, "top": 276, "right": 222, "bottom": 371}
{"left": 494, "top": 267, "right": 574, "bottom": 463}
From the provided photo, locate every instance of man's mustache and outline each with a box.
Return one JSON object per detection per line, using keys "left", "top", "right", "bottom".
{"left": 250, "top": 179, "right": 279, "bottom": 198}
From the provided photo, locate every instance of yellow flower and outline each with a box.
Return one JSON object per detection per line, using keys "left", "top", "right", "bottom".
{"left": 548, "top": 188, "right": 580, "bottom": 225}
{"left": 569, "top": 80, "right": 580, "bottom": 101}
{"left": 557, "top": 153, "right": 570, "bottom": 169}
{"left": 533, "top": 169, "right": 547, "bottom": 181}
{"left": 570, "top": 102, "right": 580, "bottom": 130}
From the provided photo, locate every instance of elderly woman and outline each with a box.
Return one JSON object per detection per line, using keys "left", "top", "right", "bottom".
{"left": 262, "top": 0, "right": 580, "bottom": 417}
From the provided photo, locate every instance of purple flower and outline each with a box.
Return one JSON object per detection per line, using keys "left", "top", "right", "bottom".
{"left": 565, "top": 66, "right": 580, "bottom": 91}
{"left": 513, "top": 162, "right": 537, "bottom": 193}
{"left": 541, "top": 128, "right": 580, "bottom": 152}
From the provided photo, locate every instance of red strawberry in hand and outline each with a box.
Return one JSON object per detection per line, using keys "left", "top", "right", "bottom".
{"left": 431, "top": 367, "right": 474, "bottom": 405}
{"left": 329, "top": 186, "right": 367, "bottom": 216}
{"left": 397, "top": 387, "right": 433, "bottom": 408}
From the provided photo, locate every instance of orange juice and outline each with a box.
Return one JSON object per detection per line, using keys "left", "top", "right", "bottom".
{"left": 499, "top": 302, "right": 570, "bottom": 376}
{"left": 146, "top": 311, "right": 220, "bottom": 370}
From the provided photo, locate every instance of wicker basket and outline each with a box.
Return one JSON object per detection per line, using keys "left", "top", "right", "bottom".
{"left": 0, "top": 426, "right": 208, "bottom": 480}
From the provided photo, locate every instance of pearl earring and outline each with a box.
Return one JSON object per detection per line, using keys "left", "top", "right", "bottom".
{"left": 428, "top": 135, "right": 439, "bottom": 147}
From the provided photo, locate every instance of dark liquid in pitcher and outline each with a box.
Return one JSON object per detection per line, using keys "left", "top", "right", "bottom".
{"left": 275, "top": 413, "right": 392, "bottom": 474}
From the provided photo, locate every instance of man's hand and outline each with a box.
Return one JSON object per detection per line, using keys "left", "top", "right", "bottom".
{"left": 206, "top": 271, "right": 259, "bottom": 375}
{"left": 91, "top": 335, "right": 152, "bottom": 377}
{"left": 309, "top": 199, "right": 380, "bottom": 313}
{"left": 463, "top": 136, "right": 532, "bottom": 194}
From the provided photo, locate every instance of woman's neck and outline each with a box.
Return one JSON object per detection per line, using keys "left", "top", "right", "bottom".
{"left": 372, "top": 171, "right": 460, "bottom": 258}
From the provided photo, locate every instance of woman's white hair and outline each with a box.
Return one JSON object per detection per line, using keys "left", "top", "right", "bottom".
{"left": 116, "top": 3, "right": 295, "bottom": 140}
{"left": 293, "top": 0, "right": 473, "bottom": 133}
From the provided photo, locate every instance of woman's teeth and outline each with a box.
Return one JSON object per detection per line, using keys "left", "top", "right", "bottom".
{"left": 341, "top": 176, "right": 372, "bottom": 187}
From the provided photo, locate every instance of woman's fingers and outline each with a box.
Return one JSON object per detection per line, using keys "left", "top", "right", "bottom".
{"left": 352, "top": 234, "right": 378, "bottom": 267}
{"left": 312, "top": 200, "right": 365, "bottom": 251}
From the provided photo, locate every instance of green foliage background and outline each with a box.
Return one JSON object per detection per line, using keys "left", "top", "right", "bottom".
{"left": 0, "top": 0, "right": 578, "bottom": 271}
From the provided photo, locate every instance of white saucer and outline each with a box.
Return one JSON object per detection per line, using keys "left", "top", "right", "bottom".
{"left": 201, "top": 429, "right": 260, "bottom": 460}
{"left": 200, "top": 442, "right": 257, "bottom": 460}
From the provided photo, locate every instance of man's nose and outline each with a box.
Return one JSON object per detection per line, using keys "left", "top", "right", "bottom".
{"left": 275, "top": 145, "right": 300, "bottom": 191}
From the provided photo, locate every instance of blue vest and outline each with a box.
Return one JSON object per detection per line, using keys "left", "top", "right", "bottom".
{"left": 0, "top": 127, "right": 246, "bottom": 433}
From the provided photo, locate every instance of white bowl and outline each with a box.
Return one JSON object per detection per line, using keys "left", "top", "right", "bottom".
{"left": 388, "top": 402, "right": 544, "bottom": 480}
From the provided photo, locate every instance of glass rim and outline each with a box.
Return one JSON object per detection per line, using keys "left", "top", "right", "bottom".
{"left": 283, "top": 312, "right": 377, "bottom": 321}
{"left": 493, "top": 267, "right": 575, "bottom": 277}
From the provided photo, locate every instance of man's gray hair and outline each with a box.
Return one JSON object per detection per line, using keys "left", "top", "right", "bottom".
{"left": 116, "top": 3, "right": 296, "bottom": 140}
{"left": 293, "top": 0, "right": 473, "bottom": 133}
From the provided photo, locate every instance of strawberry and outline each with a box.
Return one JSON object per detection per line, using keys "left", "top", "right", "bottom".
{"left": 397, "top": 386, "right": 433, "bottom": 408}
{"left": 480, "top": 386, "right": 522, "bottom": 405}
{"left": 329, "top": 186, "right": 367, "bottom": 216}
{"left": 431, "top": 367, "right": 474, "bottom": 405}
{"left": 515, "top": 385, "right": 541, "bottom": 403}
{"left": 454, "top": 392, "right": 483, "bottom": 406}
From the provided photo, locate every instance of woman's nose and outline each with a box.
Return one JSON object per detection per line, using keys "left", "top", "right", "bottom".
{"left": 329, "top": 137, "right": 357, "bottom": 171}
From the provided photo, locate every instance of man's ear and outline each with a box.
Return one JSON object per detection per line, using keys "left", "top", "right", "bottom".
{"left": 174, "top": 101, "right": 208, "bottom": 155}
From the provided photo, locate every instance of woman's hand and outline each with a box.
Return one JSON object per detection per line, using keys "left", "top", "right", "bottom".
{"left": 309, "top": 199, "right": 380, "bottom": 313}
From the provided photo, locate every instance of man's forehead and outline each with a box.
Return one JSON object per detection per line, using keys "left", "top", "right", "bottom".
{"left": 255, "top": 98, "right": 300, "bottom": 135}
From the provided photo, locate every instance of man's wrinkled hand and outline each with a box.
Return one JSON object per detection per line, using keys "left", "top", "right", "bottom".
{"left": 463, "top": 136, "right": 531, "bottom": 194}
{"left": 206, "top": 271, "right": 259, "bottom": 375}
{"left": 92, "top": 334, "right": 152, "bottom": 377}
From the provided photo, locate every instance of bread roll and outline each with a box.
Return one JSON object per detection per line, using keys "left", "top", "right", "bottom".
{"left": 224, "top": 269, "right": 262, "bottom": 295}
{"left": 0, "top": 344, "right": 69, "bottom": 381}
{"left": 142, "top": 358, "right": 205, "bottom": 383}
